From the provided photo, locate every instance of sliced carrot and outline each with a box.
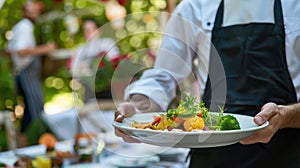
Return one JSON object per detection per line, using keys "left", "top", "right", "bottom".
{"left": 152, "top": 115, "right": 162, "bottom": 126}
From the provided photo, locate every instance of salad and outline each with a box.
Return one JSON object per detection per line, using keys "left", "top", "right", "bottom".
{"left": 132, "top": 95, "right": 240, "bottom": 132}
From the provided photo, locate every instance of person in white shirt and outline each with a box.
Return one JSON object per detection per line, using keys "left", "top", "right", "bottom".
{"left": 7, "top": 2, "right": 56, "bottom": 147}
{"left": 69, "top": 18, "right": 119, "bottom": 102}
{"left": 114, "top": 0, "right": 300, "bottom": 167}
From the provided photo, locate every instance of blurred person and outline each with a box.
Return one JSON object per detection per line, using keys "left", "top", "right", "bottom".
{"left": 68, "top": 18, "right": 119, "bottom": 103}
{"left": 6, "top": 1, "right": 56, "bottom": 147}
{"left": 114, "top": 0, "right": 300, "bottom": 167}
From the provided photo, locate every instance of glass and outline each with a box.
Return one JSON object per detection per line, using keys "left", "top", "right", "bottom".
{"left": 36, "top": 155, "right": 51, "bottom": 168}
{"left": 92, "top": 132, "right": 106, "bottom": 163}
{"left": 0, "top": 111, "right": 17, "bottom": 152}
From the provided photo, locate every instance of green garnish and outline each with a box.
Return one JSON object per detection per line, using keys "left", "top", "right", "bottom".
{"left": 167, "top": 95, "right": 203, "bottom": 119}
{"left": 167, "top": 94, "right": 241, "bottom": 131}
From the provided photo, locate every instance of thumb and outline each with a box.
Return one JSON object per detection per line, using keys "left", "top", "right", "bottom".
{"left": 254, "top": 102, "right": 277, "bottom": 125}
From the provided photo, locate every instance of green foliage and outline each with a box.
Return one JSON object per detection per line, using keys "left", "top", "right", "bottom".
{"left": 42, "top": 67, "right": 72, "bottom": 102}
{"left": 94, "top": 58, "right": 114, "bottom": 92}
{"left": 0, "top": 0, "right": 26, "bottom": 46}
{"left": 0, "top": 0, "right": 183, "bottom": 146}
{"left": 0, "top": 127, "right": 8, "bottom": 151}
{"left": 0, "top": 0, "right": 166, "bottom": 99}
{"left": 25, "top": 117, "right": 51, "bottom": 146}
{"left": 0, "top": 56, "right": 16, "bottom": 110}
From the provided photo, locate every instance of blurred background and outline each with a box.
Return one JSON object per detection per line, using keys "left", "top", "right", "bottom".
{"left": 0, "top": 0, "right": 182, "bottom": 151}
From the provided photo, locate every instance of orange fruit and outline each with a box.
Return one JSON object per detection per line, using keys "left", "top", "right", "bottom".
{"left": 38, "top": 133, "right": 57, "bottom": 149}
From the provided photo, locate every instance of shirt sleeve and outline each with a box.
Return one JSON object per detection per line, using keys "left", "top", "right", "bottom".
{"left": 125, "top": 0, "right": 200, "bottom": 110}
{"left": 12, "top": 21, "right": 35, "bottom": 52}
{"left": 100, "top": 38, "right": 120, "bottom": 60}
{"left": 124, "top": 68, "right": 177, "bottom": 111}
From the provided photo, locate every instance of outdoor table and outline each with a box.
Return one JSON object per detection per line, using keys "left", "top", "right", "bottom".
{"left": 0, "top": 109, "right": 189, "bottom": 168}
{"left": 0, "top": 137, "right": 188, "bottom": 167}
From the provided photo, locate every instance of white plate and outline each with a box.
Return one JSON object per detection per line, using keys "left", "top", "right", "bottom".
{"left": 15, "top": 144, "right": 46, "bottom": 158}
{"left": 157, "top": 148, "right": 188, "bottom": 157}
{"left": 65, "top": 163, "right": 103, "bottom": 168}
{"left": 103, "top": 154, "right": 160, "bottom": 168}
{"left": 113, "top": 112, "right": 269, "bottom": 148}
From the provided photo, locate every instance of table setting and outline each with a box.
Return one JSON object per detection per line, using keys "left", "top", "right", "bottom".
{"left": 0, "top": 99, "right": 269, "bottom": 168}
{"left": 0, "top": 108, "right": 189, "bottom": 168}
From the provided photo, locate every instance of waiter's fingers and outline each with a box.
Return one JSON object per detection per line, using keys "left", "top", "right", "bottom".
{"left": 254, "top": 102, "right": 278, "bottom": 125}
{"left": 114, "top": 102, "right": 136, "bottom": 123}
{"left": 240, "top": 127, "right": 272, "bottom": 144}
{"left": 117, "top": 102, "right": 137, "bottom": 117}
{"left": 241, "top": 113, "right": 280, "bottom": 145}
{"left": 115, "top": 110, "right": 125, "bottom": 122}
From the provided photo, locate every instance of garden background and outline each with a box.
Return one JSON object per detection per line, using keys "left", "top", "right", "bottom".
{"left": 0, "top": 0, "right": 181, "bottom": 151}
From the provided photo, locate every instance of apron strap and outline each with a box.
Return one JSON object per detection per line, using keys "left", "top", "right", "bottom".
{"left": 274, "top": 0, "right": 284, "bottom": 25}
{"left": 213, "top": 0, "right": 224, "bottom": 29}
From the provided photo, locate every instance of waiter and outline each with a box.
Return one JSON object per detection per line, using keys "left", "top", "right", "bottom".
{"left": 114, "top": 0, "right": 300, "bottom": 167}
{"left": 7, "top": 2, "right": 55, "bottom": 147}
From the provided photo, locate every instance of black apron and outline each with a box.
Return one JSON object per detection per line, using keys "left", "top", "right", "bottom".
{"left": 16, "top": 57, "right": 44, "bottom": 133}
{"left": 189, "top": 0, "right": 300, "bottom": 167}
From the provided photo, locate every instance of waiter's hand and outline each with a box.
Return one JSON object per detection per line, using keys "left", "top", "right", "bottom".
{"left": 240, "top": 102, "right": 287, "bottom": 144}
{"left": 114, "top": 94, "right": 163, "bottom": 143}
{"left": 114, "top": 102, "right": 141, "bottom": 143}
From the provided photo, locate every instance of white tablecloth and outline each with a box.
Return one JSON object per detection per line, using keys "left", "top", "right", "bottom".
{"left": 0, "top": 109, "right": 189, "bottom": 167}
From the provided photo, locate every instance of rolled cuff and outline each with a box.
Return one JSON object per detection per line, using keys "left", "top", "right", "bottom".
{"left": 124, "top": 83, "right": 171, "bottom": 111}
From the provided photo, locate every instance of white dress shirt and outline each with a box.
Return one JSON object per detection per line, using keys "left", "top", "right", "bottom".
{"left": 71, "top": 37, "right": 119, "bottom": 77}
{"left": 7, "top": 18, "right": 36, "bottom": 73}
{"left": 125, "top": 0, "right": 300, "bottom": 110}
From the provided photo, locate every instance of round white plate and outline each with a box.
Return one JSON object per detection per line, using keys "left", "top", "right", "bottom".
{"left": 103, "top": 154, "right": 160, "bottom": 168}
{"left": 113, "top": 112, "right": 269, "bottom": 148}
{"left": 15, "top": 145, "right": 46, "bottom": 158}
{"left": 65, "top": 163, "right": 103, "bottom": 168}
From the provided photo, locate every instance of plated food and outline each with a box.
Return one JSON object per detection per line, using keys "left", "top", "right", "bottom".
{"left": 132, "top": 96, "right": 240, "bottom": 132}
{"left": 113, "top": 96, "right": 269, "bottom": 148}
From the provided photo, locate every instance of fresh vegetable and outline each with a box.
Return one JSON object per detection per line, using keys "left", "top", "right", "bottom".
{"left": 218, "top": 115, "right": 241, "bottom": 130}
{"left": 202, "top": 105, "right": 241, "bottom": 131}
{"left": 183, "top": 116, "right": 205, "bottom": 131}
{"left": 156, "top": 116, "right": 173, "bottom": 130}
{"left": 131, "top": 95, "right": 240, "bottom": 132}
